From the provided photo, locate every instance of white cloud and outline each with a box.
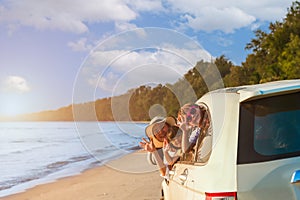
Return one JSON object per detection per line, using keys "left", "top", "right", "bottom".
{"left": 68, "top": 38, "right": 93, "bottom": 52}
{"left": 165, "top": 0, "right": 293, "bottom": 33}
{"left": 0, "top": 0, "right": 293, "bottom": 34}
{"left": 89, "top": 71, "right": 120, "bottom": 92}
{"left": 0, "top": 0, "right": 137, "bottom": 34}
{"left": 75, "top": 28, "right": 214, "bottom": 95}
{"left": 183, "top": 7, "right": 255, "bottom": 33}
{"left": 215, "top": 36, "right": 233, "bottom": 47}
{"left": 125, "top": 0, "right": 165, "bottom": 12}
{"left": 2, "top": 76, "right": 30, "bottom": 93}
{"left": 72, "top": 28, "right": 222, "bottom": 102}
{"left": 115, "top": 22, "right": 137, "bottom": 32}
{"left": 250, "top": 22, "right": 262, "bottom": 31}
{"left": 84, "top": 46, "right": 211, "bottom": 93}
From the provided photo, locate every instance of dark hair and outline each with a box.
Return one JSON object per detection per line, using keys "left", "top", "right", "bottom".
{"left": 167, "top": 126, "right": 182, "bottom": 140}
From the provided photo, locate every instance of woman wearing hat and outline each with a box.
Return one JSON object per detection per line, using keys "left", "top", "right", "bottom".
{"left": 139, "top": 116, "right": 177, "bottom": 176}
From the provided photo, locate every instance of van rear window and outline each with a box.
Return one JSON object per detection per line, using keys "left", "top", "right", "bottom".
{"left": 237, "top": 91, "right": 300, "bottom": 164}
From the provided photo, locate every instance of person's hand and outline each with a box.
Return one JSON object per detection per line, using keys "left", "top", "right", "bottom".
{"left": 163, "top": 138, "right": 170, "bottom": 151}
{"left": 139, "top": 137, "right": 156, "bottom": 152}
{"left": 179, "top": 122, "right": 191, "bottom": 133}
{"left": 179, "top": 115, "right": 191, "bottom": 132}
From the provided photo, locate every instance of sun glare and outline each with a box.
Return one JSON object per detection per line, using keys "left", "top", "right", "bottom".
{"left": 0, "top": 95, "right": 30, "bottom": 117}
{"left": 1, "top": 105, "right": 22, "bottom": 117}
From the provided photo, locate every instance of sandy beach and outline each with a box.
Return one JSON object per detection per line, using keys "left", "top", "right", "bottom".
{"left": 0, "top": 151, "right": 163, "bottom": 200}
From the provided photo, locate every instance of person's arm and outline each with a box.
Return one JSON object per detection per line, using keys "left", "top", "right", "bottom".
{"left": 152, "top": 149, "right": 166, "bottom": 176}
{"left": 139, "top": 137, "right": 156, "bottom": 152}
{"left": 163, "top": 149, "right": 180, "bottom": 165}
{"left": 180, "top": 123, "right": 192, "bottom": 153}
{"left": 163, "top": 140, "right": 180, "bottom": 165}
{"left": 139, "top": 138, "right": 166, "bottom": 176}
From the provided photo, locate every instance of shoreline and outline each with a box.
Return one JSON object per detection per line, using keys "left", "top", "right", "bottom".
{"left": 0, "top": 150, "right": 163, "bottom": 200}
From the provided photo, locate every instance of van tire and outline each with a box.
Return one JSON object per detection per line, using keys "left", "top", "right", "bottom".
{"left": 160, "top": 189, "right": 164, "bottom": 200}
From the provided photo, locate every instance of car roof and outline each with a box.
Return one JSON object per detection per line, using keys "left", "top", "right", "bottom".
{"left": 205, "top": 79, "right": 300, "bottom": 102}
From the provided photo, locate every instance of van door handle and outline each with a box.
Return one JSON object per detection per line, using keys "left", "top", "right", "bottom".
{"left": 179, "top": 169, "right": 188, "bottom": 184}
{"left": 291, "top": 170, "right": 300, "bottom": 184}
{"left": 179, "top": 174, "right": 187, "bottom": 181}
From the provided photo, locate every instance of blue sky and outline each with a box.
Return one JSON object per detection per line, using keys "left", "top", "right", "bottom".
{"left": 0, "top": 0, "right": 295, "bottom": 116}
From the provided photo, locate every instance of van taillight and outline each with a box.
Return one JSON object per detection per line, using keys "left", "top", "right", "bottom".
{"left": 205, "top": 192, "right": 237, "bottom": 200}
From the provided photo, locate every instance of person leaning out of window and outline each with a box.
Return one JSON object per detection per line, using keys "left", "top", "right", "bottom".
{"left": 178, "top": 103, "right": 212, "bottom": 162}
{"left": 139, "top": 116, "right": 177, "bottom": 176}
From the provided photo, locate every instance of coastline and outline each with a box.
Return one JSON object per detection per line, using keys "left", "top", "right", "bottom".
{"left": 0, "top": 150, "right": 163, "bottom": 200}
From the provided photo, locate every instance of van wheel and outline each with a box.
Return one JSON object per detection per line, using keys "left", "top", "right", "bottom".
{"left": 160, "top": 189, "right": 164, "bottom": 200}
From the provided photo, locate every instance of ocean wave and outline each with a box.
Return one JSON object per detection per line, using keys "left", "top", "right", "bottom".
{"left": 0, "top": 154, "right": 93, "bottom": 193}
{"left": 0, "top": 122, "right": 144, "bottom": 197}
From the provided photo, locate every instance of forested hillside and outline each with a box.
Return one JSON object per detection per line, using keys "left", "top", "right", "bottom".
{"left": 6, "top": 1, "right": 300, "bottom": 121}
{"left": 224, "top": 1, "right": 300, "bottom": 85}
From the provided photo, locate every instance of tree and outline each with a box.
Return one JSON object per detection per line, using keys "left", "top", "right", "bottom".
{"left": 278, "top": 34, "right": 300, "bottom": 79}
{"left": 244, "top": 1, "right": 300, "bottom": 82}
{"left": 214, "top": 55, "right": 234, "bottom": 78}
{"left": 224, "top": 66, "right": 247, "bottom": 87}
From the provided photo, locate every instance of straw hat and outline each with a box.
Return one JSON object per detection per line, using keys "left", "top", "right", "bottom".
{"left": 145, "top": 116, "right": 177, "bottom": 148}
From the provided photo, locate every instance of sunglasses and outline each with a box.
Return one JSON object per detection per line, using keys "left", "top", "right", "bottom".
{"left": 185, "top": 106, "right": 198, "bottom": 123}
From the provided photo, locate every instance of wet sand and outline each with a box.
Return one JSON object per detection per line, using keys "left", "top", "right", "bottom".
{"left": 1, "top": 151, "right": 163, "bottom": 200}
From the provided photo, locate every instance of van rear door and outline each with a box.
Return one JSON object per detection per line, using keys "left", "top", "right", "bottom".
{"left": 237, "top": 91, "right": 300, "bottom": 200}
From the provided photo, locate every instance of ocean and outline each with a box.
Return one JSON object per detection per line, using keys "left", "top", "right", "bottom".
{"left": 0, "top": 121, "right": 147, "bottom": 197}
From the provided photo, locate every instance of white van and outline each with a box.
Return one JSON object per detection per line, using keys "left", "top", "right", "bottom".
{"left": 162, "top": 79, "right": 300, "bottom": 200}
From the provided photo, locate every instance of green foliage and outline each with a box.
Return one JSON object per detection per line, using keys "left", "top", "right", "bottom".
{"left": 214, "top": 55, "right": 233, "bottom": 78}
{"left": 244, "top": 1, "right": 300, "bottom": 83}
{"left": 278, "top": 34, "right": 300, "bottom": 79}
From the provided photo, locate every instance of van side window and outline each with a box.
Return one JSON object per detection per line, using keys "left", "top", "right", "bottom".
{"left": 253, "top": 97, "right": 300, "bottom": 156}
{"left": 238, "top": 91, "right": 300, "bottom": 164}
{"left": 195, "top": 110, "right": 212, "bottom": 163}
{"left": 180, "top": 127, "right": 197, "bottom": 163}
{"left": 179, "top": 107, "right": 213, "bottom": 164}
